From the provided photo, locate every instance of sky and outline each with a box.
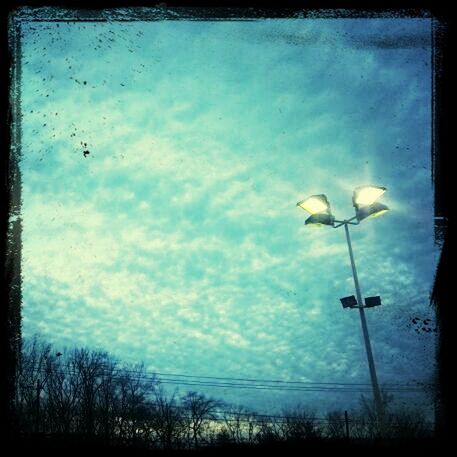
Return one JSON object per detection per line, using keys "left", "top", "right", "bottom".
{"left": 14, "top": 11, "right": 439, "bottom": 417}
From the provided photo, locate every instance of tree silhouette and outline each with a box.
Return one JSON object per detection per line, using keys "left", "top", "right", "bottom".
{"left": 181, "top": 391, "right": 221, "bottom": 448}
{"left": 14, "top": 336, "right": 434, "bottom": 450}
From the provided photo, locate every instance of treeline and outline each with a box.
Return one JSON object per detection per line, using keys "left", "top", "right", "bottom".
{"left": 14, "top": 337, "right": 433, "bottom": 450}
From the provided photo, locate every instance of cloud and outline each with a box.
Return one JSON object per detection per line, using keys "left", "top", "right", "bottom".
{"left": 17, "top": 16, "right": 437, "bottom": 416}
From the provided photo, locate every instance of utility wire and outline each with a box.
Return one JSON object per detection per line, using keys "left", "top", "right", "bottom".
{"left": 19, "top": 356, "right": 431, "bottom": 388}
{"left": 25, "top": 366, "right": 428, "bottom": 394}
{"left": 18, "top": 356, "right": 430, "bottom": 389}
{"left": 16, "top": 380, "right": 436, "bottom": 426}
{"left": 21, "top": 358, "right": 430, "bottom": 388}
{"left": 95, "top": 362, "right": 431, "bottom": 387}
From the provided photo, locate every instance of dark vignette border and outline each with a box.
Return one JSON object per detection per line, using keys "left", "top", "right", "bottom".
{"left": 1, "top": 1, "right": 453, "bottom": 454}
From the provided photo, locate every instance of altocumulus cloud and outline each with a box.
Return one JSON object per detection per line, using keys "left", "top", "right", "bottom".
{"left": 17, "top": 15, "right": 438, "bottom": 415}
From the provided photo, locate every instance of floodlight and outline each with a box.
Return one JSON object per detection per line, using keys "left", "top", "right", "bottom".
{"left": 364, "top": 296, "right": 382, "bottom": 308}
{"left": 305, "top": 213, "right": 335, "bottom": 227}
{"left": 297, "top": 194, "right": 331, "bottom": 215}
{"left": 353, "top": 186, "right": 386, "bottom": 207}
{"left": 296, "top": 187, "right": 388, "bottom": 424}
{"left": 340, "top": 295, "right": 358, "bottom": 309}
{"left": 356, "top": 202, "right": 389, "bottom": 221}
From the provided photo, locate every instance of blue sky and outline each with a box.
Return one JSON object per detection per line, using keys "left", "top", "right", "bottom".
{"left": 16, "top": 14, "right": 438, "bottom": 416}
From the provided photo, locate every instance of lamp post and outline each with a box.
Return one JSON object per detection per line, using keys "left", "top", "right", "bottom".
{"left": 297, "top": 186, "right": 389, "bottom": 426}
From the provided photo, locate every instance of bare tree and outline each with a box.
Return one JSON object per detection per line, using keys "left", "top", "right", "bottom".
{"left": 16, "top": 338, "right": 160, "bottom": 445}
{"left": 325, "top": 410, "right": 346, "bottom": 439}
{"left": 253, "top": 415, "right": 282, "bottom": 444}
{"left": 68, "top": 348, "right": 115, "bottom": 436}
{"left": 385, "top": 408, "right": 432, "bottom": 439}
{"left": 181, "top": 391, "right": 221, "bottom": 448}
{"left": 214, "top": 426, "right": 232, "bottom": 446}
{"left": 17, "top": 336, "right": 434, "bottom": 449}
{"left": 16, "top": 336, "right": 52, "bottom": 433}
{"left": 93, "top": 354, "right": 119, "bottom": 442}
{"left": 42, "top": 349, "right": 80, "bottom": 434}
{"left": 150, "top": 387, "right": 185, "bottom": 449}
{"left": 114, "top": 363, "right": 156, "bottom": 445}
{"left": 279, "top": 405, "right": 322, "bottom": 441}
{"left": 221, "top": 404, "right": 257, "bottom": 444}
{"left": 356, "top": 389, "right": 394, "bottom": 438}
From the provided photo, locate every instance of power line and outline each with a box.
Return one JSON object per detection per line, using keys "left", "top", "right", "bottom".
{"left": 19, "top": 382, "right": 433, "bottom": 426}
{"left": 24, "top": 365, "right": 429, "bottom": 394}
{"left": 25, "top": 366, "right": 428, "bottom": 394}
{"left": 20, "top": 359, "right": 433, "bottom": 389}
{"left": 16, "top": 379, "right": 436, "bottom": 426}
{"left": 156, "top": 378, "right": 425, "bottom": 393}
{"left": 152, "top": 371, "right": 379, "bottom": 386}
{"left": 17, "top": 367, "right": 436, "bottom": 428}
{"left": 92, "top": 362, "right": 430, "bottom": 388}
{"left": 33, "top": 366, "right": 426, "bottom": 392}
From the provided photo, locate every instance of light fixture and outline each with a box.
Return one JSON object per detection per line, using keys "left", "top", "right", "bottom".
{"left": 297, "top": 194, "right": 335, "bottom": 226}
{"left": 340, "top": 295, "right": 358, "bottom": 309}
{"left": 297, "top": 194, "right": 331, "bottom": 215}
{"left": 364, "top": 296, "right": 382, "bottom": 308}
{"left": 353, "top": 186, "right": 386, "bottom": 207}
{"left": 356, "top": 202, "right": 389, "bottom": 221}
{"left": 305, "top": 213, "right": 335, "bottom": 226}
{"left": 297, "top": 186, "right": 388, "bottom": 424}
{"left": 352, "top": 186, "right": 389, "bottom": 222}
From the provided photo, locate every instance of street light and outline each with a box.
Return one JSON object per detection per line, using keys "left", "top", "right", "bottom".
{"left": 297, "top": 195, "right": 335, "bottom": 227}
{"left": 353, "top": 186, "right": 389, "bottom": 221}
{"left": 297, "top": 194, "right": 332, "bottom": 214}
{"left": 297, "top": 185, "right": 389, "bottom": 426}
{"left": 353, "top": 185, "right": 386, "bottom": 206}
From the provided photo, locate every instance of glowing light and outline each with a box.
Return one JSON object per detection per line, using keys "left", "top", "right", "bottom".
{"left": 369, "top": 208, "right": 389, "bottom": 218}
{"left": 353, "top": 186, "right": 386, "bottom": 207}
{"left": 356, "top": 202, "right": 389, "bottom": 221}
{"left": 297, "top": 194, "right": 330, "bottom": 214}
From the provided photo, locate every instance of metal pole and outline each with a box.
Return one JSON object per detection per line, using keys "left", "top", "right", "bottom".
{"left": 36, "top": 378, "right": 41, "bottom": 433}
{"left": 343, "top": 222, "right": 384, "bottom": 424}
{"left": 344, "top": 410, "right": 350, "bottom": 438}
